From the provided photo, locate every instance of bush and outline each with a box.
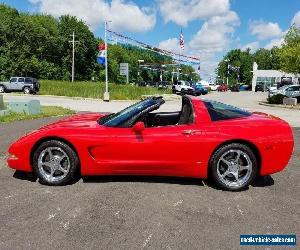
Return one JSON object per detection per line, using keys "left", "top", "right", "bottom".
{"left": 267, "top": 94, "right": 285, "bottom": 104}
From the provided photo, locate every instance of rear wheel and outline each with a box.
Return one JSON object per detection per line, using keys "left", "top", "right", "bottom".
{"left": 0, "top": 85, "right": 5, "bottom": 93}
{"left": 209, "top": 143, "right": 257, "bottom": 191}
{"left": 32, "top": 140, "right": 79, "bottom": 185}
{"left": 23, "top": 87, "right": 31, "bottom": 94}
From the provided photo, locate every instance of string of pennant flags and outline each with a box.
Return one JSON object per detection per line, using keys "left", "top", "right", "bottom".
{"left": 105, "top": 29, "right": 200, "bottom": 65}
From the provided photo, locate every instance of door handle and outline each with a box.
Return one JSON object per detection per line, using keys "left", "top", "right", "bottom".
{"left": 182, "top": 129, "right": 194, "bottom": 135}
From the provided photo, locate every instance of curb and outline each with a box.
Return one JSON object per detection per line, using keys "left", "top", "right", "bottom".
{"left": 259, "top": 101, "right": 300, "bottom": 110}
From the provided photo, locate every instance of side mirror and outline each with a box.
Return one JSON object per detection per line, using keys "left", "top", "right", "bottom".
{"left": 132, "top": 121, "right": 145, "bottom": 133}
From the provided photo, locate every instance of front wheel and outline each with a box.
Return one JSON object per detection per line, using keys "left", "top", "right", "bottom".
{"left": 0, "top": 85, "right": 5, "bottom": 93}
{"left": 209, "top": 143, "right": 258, "bottom": 191}
{"left": 32, "top": 140, "right": 79, "bottom": 185}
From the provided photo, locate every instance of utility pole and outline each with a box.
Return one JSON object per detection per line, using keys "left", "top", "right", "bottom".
{"left": 69, "top": 31, "right": 79, "bottom": 82}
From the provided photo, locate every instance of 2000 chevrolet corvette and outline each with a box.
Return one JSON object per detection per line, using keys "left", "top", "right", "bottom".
{"left": 7, "top": 96, "right": 294, "bottom": 191}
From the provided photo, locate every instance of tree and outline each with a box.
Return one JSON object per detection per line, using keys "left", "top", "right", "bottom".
{"left": 254, "top": 48, "right": 280, "bottom": 70}
{"left": 0, "top": 3, "right": 199, "bottom": 82}
{"left": 278, "top": 26, "right": 300, "bottom": 74}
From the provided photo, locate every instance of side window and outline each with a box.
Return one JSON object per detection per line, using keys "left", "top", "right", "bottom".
{"left": 18, "top": 78, "right": 24, "bottom": 82}
{"left": 25, "top": 78, "right": 32, "bottom": 83}
{"left": 10, "top": 78, "right": 17, "bottom": 83}
{"left": 204, "top": 101, "right": 251, "bottom": 121}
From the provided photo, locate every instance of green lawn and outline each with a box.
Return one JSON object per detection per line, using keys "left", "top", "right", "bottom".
{"left": 0, "top": 106, "right": 75, "bottom": 123}
{"left": 39, "top": 80, "right": 171, "bottom": 100}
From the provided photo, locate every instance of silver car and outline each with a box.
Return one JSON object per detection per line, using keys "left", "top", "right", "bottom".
{"left": 269, "top": 85, "right": 300, "bottom": 98}
{"left": 0, "top": 77, "right": 40, "bottom": 94}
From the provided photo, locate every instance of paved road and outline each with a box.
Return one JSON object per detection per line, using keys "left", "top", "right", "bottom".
{"left": 3, "top": 91, "right": 300, "bottom": 127}
{"left": 0, "top": 119, "right": 299, "bottom": 249}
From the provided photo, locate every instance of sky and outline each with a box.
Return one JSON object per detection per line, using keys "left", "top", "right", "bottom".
{"left": 2, "top": 0, "right": 300, "bottom": 80}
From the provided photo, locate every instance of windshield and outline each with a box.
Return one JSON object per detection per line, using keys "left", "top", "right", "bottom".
{"left": 98, "top": 98, "right": 163, "bottom": 127}
{"left": 278, "top": 85, "right": 289, "bottom": 90}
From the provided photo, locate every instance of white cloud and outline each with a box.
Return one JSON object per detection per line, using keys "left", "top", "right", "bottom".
{"left": 249, "top": 21, "right": 282, "bottom": 40}
{"left": 158, "top": 38, "right": 180, "bottom": 53}
{"left": 264, "top": 38, "right": 284, "bottom": 50}
{"left": 292, "top": 10, "right": 300, "bottom": 28}
{"left": 186, "top": 11, "right": 239, "bottom": 79}
{"left": 188, "top": 11, "right": 239, "bottom": 57}
{"left": 159, "top": 0, "right": 230, "bottom": 26}
{"left": 29, "top": 0, "right": 156, "bottom": 32}
{"left": 241, "top": 41, "right": 259, "bottom": 52}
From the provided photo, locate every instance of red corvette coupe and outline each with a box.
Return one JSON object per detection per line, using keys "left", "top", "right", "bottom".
{"left": 7, "top": 96, "right": 294, "bottom": 191}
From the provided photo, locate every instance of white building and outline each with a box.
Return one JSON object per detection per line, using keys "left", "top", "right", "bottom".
{"left": 251, "top": 62, "right": 299, "bottom": 91}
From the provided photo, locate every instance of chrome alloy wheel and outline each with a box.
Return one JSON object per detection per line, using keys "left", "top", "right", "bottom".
{"left": 38, "top": 147, "right": 70, "bottom": 183}
{"left": 216, "top": 149, "right": 252, "bottom": 188}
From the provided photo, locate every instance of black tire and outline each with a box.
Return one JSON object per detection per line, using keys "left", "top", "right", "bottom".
{"left": 32, "top": 140, "right": 79, "bottom": 186}
{"left": 209, "top": 143, "right": 258, "bottom": 191}
{"left": 0, "top": 85, "right": 5, "bottom": 93}
{"left": 181, "top": 89, "right": 185, "bottom": 95}
{"left": 23, "top": 87, "right": 31, "bottom": 94}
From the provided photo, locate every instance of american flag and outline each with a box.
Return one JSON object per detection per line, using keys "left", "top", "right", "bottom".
{"left": 180, "top": 30, "right": 184, "bottom": 50}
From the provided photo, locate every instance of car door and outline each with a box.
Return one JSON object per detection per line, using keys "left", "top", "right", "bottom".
{"left": 90, "top": 124, "right": 210, "bottom": 178}
{"left": 8, "top": 77, "right": 18, "bottom": 90}
{"left": 17, "top": 77, "right": 25, "bottom": 91}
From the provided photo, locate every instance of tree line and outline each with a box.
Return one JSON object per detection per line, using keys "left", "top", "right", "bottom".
{"left": 216, "top": 26, "right": 300, "bottom": 85}
{"left": 0, "top": 4, "right": 197, "bottom": 83}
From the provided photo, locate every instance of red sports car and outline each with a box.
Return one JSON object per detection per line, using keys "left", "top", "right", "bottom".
{"left": 7, "top": 96, "right": 294, "bottom": 191}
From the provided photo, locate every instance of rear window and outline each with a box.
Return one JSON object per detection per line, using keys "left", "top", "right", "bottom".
{"left": 204, "top": 100, "right": 251, "bottom": 121}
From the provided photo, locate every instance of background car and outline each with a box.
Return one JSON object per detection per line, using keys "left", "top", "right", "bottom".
{"left": 255, "top": 84, "right": 264, "bottom": 92}
{"left": 239, "top": 85, "right": 251, "bottom": 91}
{"left": 172, "top": 80, "right": 194, "bottom": 95}
{"left": 209, "top": 84, "right": 219, "bottom": 91}
{"left": 0, "top": 77, "right": 40, "bottom": 94}
{"left": 230, "top": 84, "right": 240, "bottom": 92}
{"left": 158, "top": 81, "right": 169, "bottom": 89}
{"left": 269, "top": 85, "right": 300, "bottom": 99}
{"left": 190, "top": 83, "right": 208, "bottom": 95}
{"left": 7, "top": 96, "right": 294, "bottom": 191}
{"left": 217, "top": 84, "right": 228, "bottom": 92}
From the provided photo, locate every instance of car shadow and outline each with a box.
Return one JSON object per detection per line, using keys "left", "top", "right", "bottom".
{"left": 82, "top": 175, "right": 205, "bottom": 187}
{"left": 251, "top": 175, "right": 274, "bottom": 187}
{"left": 12, "top": 170, "right": 274, "bottom": 189}
{"left": 13, "top": 170, "right": 37, "bottom": 182}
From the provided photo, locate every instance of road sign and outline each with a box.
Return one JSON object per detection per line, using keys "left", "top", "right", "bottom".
{"left": 120, "top": 63, "right": 129, "bottom": 83}
{"left": 120, "top": 63, "right": 128, "bottom": 75}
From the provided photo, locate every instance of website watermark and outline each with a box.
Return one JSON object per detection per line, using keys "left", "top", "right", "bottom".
{"left": 240, "top": 234, "right": 296, "bottom": 246}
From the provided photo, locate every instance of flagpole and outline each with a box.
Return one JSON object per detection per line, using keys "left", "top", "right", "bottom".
{"left": 103, "top": 21, "right": 110, "bottom": 102}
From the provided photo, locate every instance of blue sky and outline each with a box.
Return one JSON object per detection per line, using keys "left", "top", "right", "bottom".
{"left": 2, "top": 0, "right": 300, "bottom": 79}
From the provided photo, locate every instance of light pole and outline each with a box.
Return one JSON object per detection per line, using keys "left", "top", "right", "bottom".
{"left": 103, "top": 21, "right": 112, "bottom": 102}
{"left": 137, "top": 59, "right": 144, "bottom": 82}
{"left": 224, "top": 59, "right": 230, "bottom": 85}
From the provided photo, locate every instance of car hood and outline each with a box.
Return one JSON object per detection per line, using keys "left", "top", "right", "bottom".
{"left": 39, "top": 112, "right": 109, "bottom": 130}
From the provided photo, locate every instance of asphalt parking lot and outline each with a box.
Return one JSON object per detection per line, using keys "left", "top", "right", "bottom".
{"left": 0, "top": 120, "right": 299, "bottom": 249}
